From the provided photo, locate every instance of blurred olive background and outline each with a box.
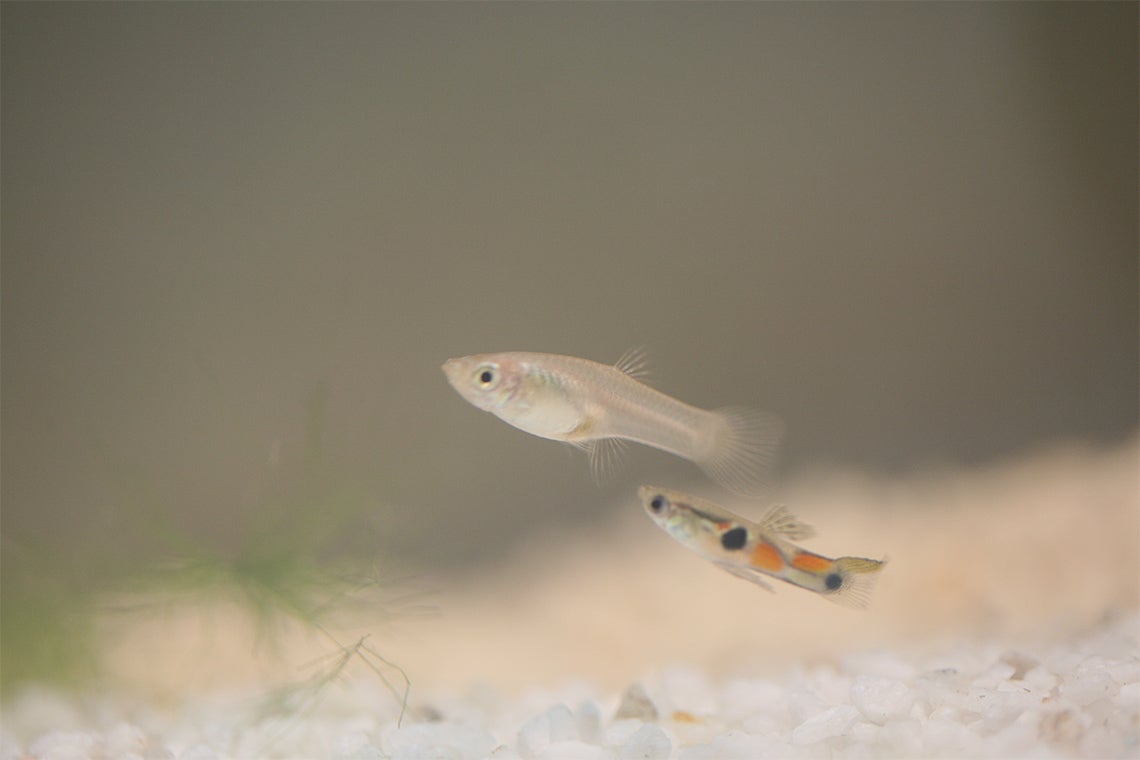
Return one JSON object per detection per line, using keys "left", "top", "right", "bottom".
{"left": 2, "top": 3, "right": 1136, "bottom": 691}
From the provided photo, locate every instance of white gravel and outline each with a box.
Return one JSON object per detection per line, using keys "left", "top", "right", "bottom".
{"left": 5, "top": 442, "right": 1136, "bottom": 759}
{"left": 3, "top": 611, "right": 1136, "bottom": 760}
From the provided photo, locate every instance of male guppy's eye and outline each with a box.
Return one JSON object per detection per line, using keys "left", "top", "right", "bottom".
{"left": 649, "top": 495, "right": 666, "bottom": 513}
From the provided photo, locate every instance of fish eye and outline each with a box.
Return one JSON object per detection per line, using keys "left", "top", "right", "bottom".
{"left": 474, "top": 364, "right": 498, "bottom": 388}
{"left": 649, "top": 495, "right": 666, "bottom": 513}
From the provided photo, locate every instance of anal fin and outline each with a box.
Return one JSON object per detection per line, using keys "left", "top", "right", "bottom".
{"left": 713, "top": 561, "right": 776, "bottom": 593}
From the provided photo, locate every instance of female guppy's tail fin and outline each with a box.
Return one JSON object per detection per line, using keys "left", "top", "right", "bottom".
{"left": 695, "top": 407, "right": 784, "bottom": 496}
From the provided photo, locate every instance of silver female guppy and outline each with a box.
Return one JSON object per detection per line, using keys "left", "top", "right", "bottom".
{"left": 441, "top": 350, "right": 782, "bottom": 493}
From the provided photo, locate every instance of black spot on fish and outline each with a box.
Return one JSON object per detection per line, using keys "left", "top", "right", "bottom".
{"left": 721, "top": 526, "right": 748, "bottom": 551}
{"left": 825, "top": 573, "right": 843, "bottom": 591}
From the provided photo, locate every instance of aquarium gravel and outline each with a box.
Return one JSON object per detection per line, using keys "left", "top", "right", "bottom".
{"left": 3, "top": 611, "right": 1136, "bottom": 759}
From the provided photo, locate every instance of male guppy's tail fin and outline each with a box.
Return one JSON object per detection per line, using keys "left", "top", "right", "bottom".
{"left": 819, "top": 556, "right": 887, "bottom": 609}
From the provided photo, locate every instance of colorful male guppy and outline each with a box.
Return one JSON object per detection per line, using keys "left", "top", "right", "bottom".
{"left": 639, "top": 485, "right": 885, "bottom": 607}
{"left": 441, "top": 350, "right": 782, "bottom": 494}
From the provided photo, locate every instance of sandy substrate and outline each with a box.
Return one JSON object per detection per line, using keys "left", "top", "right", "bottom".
{"left": 2, "top": 438, "right": 1137, "bottom": 758}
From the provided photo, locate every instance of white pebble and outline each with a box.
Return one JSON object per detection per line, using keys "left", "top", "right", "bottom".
{"left": 922, "top": 715, "right": 983, "bottom": 756}
{"left": 104, "top": 722, "right": 150, "bottom": 756}
{"left": 27, "top": 731, "right": 98, "bottom": 760}
{"left": 386, "top": 723, "right": 496, "bottom": 760}
{"left": 619, "top": 724, "right": 670, "bottom": 760}
{"left": 850, "top": 676, "right": 915, "bottom": 725}
{"left": 574, "top": 701, "right": 603, "bottom": 744}
{"left": 332, "top": 731, "right": 383, "bottom": 759}
{"left": 977, "top": 691, "right": 1031, "bottom": 734}
{"left": 604, "top": 719, "right": 647, "bottom": 747}
{"left": 739, "top": 711, "right": 784, "bottom": 738}
{"left": 791, "top": 704, "right": 860, "bottom": 745}
{"left": 675, "top": 746, "right": 717, "bottom": 760}
{"left": 517, "top": 704, "right": 577, "bottom": 760}
{"left": 1000, "top": 650, "right": 1039, "bottom": 680}
{"left": 535, "top": 741, "right": 614, "bottom": 760}
{"left": 1061, "top": 666, "right": 1118, "bottom": 706}
{"left": 613, "top": 684, "right": 658, "bottom": 722}
{"left": 178, "top": 746, "right": 219, "bottom": 760}
{"left": 848, "top": 721, "right": 879, "bottom": 743}
{"left": 1118, "top": 680, "right": 1140, "bottom": 704}
{"left": 1079, "top": 722, "right": 1130, "bottom": 758}
{"left": 1020, "top": 665, "right": 1059, "bottom": 693}
{"left": 390, "top": 746, "right": 461, "bottom": 760}
{"left": 693, "top": 729, "right": 790, "bottom": 758}
{"left": 1, "top": 738, "right": 24, "bottom": 760}
{"left": 972, "top": 661, "right": 1016, "bottom": 690}
{"left": 786, "top": 687, "right": 830, "bottom": 724}
{"left": 978, "top": 709, "right": 1038, "bottom": 756}
{"left": 879, "top": 718, "right": 923, "bottom": 757}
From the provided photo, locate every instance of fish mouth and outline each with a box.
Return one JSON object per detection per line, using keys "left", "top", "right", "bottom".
{"left": 440, "top": 357, "right": 466, "bottom": 386}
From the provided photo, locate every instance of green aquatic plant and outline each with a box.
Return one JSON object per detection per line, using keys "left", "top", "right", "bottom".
{"left": 0, "top": 537, "right": 101, "bottom": 695}
{"left": 255, "top": 633, "right": 412, "bottom": 747}
{"left": 2, "top": 384, "right": 417, "bottom": 718}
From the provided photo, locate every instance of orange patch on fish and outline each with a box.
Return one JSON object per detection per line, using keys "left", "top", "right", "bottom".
{"left": 792, "top": 552, "right": 833, "bottom": 572}
{"left": 751, "top": 541, "right": 784, "bottom": 571}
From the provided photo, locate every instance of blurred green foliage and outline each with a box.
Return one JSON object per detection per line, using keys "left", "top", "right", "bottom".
{"left": 1, "top": 386, "right": 397, "bottom": 697}
{"left": 1, "top": 539, "right": 100, "bottom": 694}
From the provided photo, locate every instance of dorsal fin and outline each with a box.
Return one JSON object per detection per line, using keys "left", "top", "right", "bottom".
{"left": 614, "top": 346, "right": 651, "bottom": 381}
{"left": 756, "top": 504, "right": 816, "bottom": 541}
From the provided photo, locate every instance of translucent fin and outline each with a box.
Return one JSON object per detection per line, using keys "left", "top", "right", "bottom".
{"left": 613, "top": 346, "right": 652, "bottom": 381}
{"left": 756, "top": 504, "right": 816, "bottom": 541}
{"left": 582, "top": 437, "right": 629, "bottom": 483}
{"left": 713, "top": 561, "right": 776, "bottom": 593}
{"left": 695, "top": 407, "right": 784, "bottom": 496}
{"left": 820, "top": 557, "right": 887, "bottom": 609}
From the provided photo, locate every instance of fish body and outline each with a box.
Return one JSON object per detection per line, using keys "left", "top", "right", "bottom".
{"left": 441, "top": 351, "right": 781, "bottom": 493}
{"left": 639, "top": 485, "right": 885, "bottom": 607}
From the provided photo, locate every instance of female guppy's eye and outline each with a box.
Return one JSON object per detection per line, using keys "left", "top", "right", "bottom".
{"left": 475, "top": 364, "right": 498, "bottom": 388}
{"left": 649, "top": 495, "right": 666, "bottom": 513}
